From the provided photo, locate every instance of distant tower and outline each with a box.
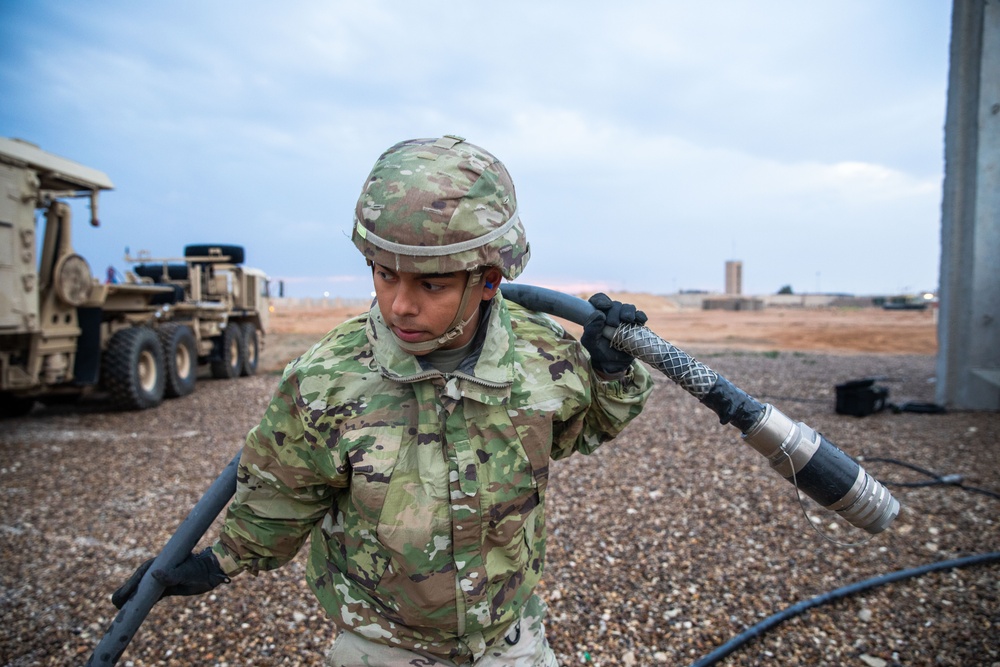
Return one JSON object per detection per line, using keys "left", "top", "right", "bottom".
{"left": 725, "top": 260, "right": 743, "bottom": 295}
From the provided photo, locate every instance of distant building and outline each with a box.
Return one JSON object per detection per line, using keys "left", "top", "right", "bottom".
{"left": 725, "top": 260, "right": 742, "bottom": 295}
{"left": 703, "top": 296, "right": 763, "bottom": 311}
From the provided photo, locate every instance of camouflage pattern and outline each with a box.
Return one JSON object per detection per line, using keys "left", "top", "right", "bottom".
{"left": 323, "top": 593, "right": 557, "bottom": 666}
{"left": 212, "top": 294, "right": 651, "bottom": 663}
{"left": 352, "top": 136, "right": 530, "bottom": 280}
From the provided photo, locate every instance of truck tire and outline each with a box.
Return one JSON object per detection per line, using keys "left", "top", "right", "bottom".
{"left": 184, "top": 244, "right": 245, "bottom": 265}
{"left": 40, "top": 393, "right": 83, "bottom": 407}
{"left": 102, "top": 327, "right": 166, "bottom": 410}
{"left": 134, "top": 263, "right": 190, "bottom": 281}
{"left": 210, "top": 324, "right": 244, "bottom": 379}
{"left": 240, "top": 323, "right": 259, "bottom": 376}
{"left": 159, "top": 323, "right": 198, "bottom": 398}
{"left": 0, "top": 394, "right": 35, "bottom": 418}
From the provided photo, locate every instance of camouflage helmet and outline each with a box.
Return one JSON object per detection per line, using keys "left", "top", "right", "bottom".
{"left": 352, "top": 135, "right": 530, "bottom": 280}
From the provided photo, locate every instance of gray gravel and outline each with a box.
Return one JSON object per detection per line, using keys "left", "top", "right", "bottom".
{"left": 1, "top": 351, "right": 997, "bottom": 667}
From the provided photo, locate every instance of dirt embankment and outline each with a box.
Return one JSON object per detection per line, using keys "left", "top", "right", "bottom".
{"left": 260, "top": 293, "right": 938, "bottom": 372}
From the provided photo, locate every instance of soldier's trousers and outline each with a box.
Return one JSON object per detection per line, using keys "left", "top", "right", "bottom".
{"left": 324, "top": 594, "right": 559, "bottom": 667}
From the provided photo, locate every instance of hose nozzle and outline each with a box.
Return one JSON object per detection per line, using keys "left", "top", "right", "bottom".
{"left": 743, "top": 404, "right": 899, "bottom": 534}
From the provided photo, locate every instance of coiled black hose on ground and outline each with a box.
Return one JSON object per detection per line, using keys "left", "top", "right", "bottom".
{"left": 688, "top": 551, "right": 1000, "bottom": 667}
{"left": 864, "top": 456, "right": 1000, "bottom": 499}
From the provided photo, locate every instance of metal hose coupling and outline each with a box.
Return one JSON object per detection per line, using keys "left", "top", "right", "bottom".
{"left": 742, "top": 404, "right": 900, "bottom": 534}
{"left": 497, "top": 285, "right": 900, "bottom": 536}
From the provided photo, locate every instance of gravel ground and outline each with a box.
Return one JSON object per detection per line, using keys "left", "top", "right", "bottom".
{"left": 1, "top": 351, "right": 997, "bottom": 667}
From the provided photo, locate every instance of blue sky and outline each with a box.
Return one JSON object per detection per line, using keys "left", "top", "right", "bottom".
{"left": 1, "top": 2, "right": 953, "bottom": 299}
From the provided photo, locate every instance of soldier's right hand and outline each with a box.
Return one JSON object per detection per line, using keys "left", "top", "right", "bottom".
{"left": 581, "top": 293, "right": 647, "bottom": 376}
{"left": 112, "top": 548, "right": 230, "bottom": 609}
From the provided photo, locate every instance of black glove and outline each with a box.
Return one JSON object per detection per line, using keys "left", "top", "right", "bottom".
{"left": 111, "top": 548, "right": 230, "bottom": 609}
{"left": 581, "top": 293, "right": 648, "bottom": 376}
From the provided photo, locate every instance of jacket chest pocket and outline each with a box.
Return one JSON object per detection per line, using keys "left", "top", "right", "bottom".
{"left": 461, "top": 406, "right": 549, "bottom": 583}
{"left": 334, "top": 423, "right": 405, "bottom": 590}
{"left": 505, "top": 411, "right": 553, "bottom": 500}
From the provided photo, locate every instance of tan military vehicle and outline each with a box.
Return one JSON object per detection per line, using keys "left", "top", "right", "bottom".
{"left": 125, "top": 243, "right": 270, "bottom": 382}
{"left": 0, "top": 137, "right": 269, "bottom": 417}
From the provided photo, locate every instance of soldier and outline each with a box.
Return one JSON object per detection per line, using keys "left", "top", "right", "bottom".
{"left": 112, "top": 135, "right": 654, "bottom": 666}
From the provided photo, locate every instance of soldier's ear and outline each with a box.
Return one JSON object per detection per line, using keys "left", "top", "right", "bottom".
{"left": 482, "top": 268, "right": 502, "bottom": 300}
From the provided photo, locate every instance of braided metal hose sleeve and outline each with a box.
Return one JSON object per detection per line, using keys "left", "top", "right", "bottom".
{"left": 499, "top": 284, "right": 765, "bottom": 430}
{"left": 611, "top": 323, "right": 765, "bottom": 432}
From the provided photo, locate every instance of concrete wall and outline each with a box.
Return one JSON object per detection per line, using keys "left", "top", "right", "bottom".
{"left": 703, "top": 296, "right": 763, "bottom": 311}
{"left": 667, "top": 292, "right": 876, "bottom": 309}
{"left": 936, "top": 0, "right": 1000, "bottom": 410}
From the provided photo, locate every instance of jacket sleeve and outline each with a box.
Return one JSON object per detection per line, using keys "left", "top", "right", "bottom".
{"left": 549, "top": 341, "right": 654, "bottom": 460}
{"left": 213, "top": 367, "right": 345, "bottom": 576}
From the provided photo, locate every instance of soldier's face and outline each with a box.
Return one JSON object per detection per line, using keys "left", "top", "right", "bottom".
{"left": 372, "top": 265, "right": 500, "bottom": 354}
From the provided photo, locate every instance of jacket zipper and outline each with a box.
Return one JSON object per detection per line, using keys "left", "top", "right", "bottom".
{"left": 379, "top": 368, "right": 511, "bottom": 390}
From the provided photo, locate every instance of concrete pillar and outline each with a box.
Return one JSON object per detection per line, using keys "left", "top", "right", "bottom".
{"left": 725, "top": 260, "right": 742, "bottom": 296}
{"left": 936, "top": 0, "right": 1000, "bottom": 410}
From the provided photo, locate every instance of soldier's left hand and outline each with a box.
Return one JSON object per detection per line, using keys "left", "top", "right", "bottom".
{"left": 581, "top": 293, "right": 647, "bottom": 376}
{"left": 111, "top": 548, "right": 229, "bottom": 609}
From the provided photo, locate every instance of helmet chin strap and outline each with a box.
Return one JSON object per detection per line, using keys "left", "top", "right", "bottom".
{"left": 392, "top": 271, "right": 484, "bottom": 355}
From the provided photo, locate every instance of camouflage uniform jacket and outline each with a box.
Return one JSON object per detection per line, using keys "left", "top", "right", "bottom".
{"left": 213, "top": 293, "right": 652, "bottom": 662}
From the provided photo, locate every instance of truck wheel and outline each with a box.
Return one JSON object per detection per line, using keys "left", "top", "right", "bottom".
{"left": 0, "top": 394, "right": 35, "bottom": 418}
{"left": 40, "top": 393, "right": 83, "bottom": 407}
{"left": 159, "top": 323, "right": 198, "bottom": 397}
{"left": 184, "top": 244, "right": 245, "bottom": 265}
{"left": 210, "top": 323, "right": 244, "bottom": 379}
{"left": 240, "top": 323, "right": 259, "bottom": 376}
{"left": 102, "top": 327, "right": 166, "bottom": 410}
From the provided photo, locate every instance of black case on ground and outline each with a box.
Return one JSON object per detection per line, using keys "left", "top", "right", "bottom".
{"left": 835, "top": 378, "right": 889, "bottom": 417}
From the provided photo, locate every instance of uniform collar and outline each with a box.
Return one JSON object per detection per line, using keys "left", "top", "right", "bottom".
{"left": 366, "top": 294, "right": 517, "bottom": 402}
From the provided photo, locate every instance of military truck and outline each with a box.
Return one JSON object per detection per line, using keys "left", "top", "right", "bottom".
{"left": 0, "top": 137, "right": 269, "bottom": 417}
{"left": 125, "top": 243, "right": 270, "bottom": 382}
{"left": 878, "top": 294, "right": 932, "bottom": 311}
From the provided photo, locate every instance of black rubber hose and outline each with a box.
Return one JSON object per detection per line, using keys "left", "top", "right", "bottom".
{"left": 863, "top": 456, "right": 1000, "bottom": 500}
{"left": 499, "top": 283, "right": 766, "bottom": 429}
{"left": 699, "top": 375, "right": 766, "bottom": 433}
{"left": 687, "top": 551, "right": 1000, "bottom": 667}
{"left": 87, "top": 450, "right": 242, "bottom": 667}
{"left": 500, "top": 283, "right": 597, "bottom": 324}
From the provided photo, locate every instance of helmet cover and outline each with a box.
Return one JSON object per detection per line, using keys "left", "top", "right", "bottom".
{"left": 352, "top": 135, "right": 529, "bottom": 280}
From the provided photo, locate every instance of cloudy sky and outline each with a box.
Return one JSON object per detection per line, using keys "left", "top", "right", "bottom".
{"left": 1, "top": 2, "right": 953, "bottom": 299}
